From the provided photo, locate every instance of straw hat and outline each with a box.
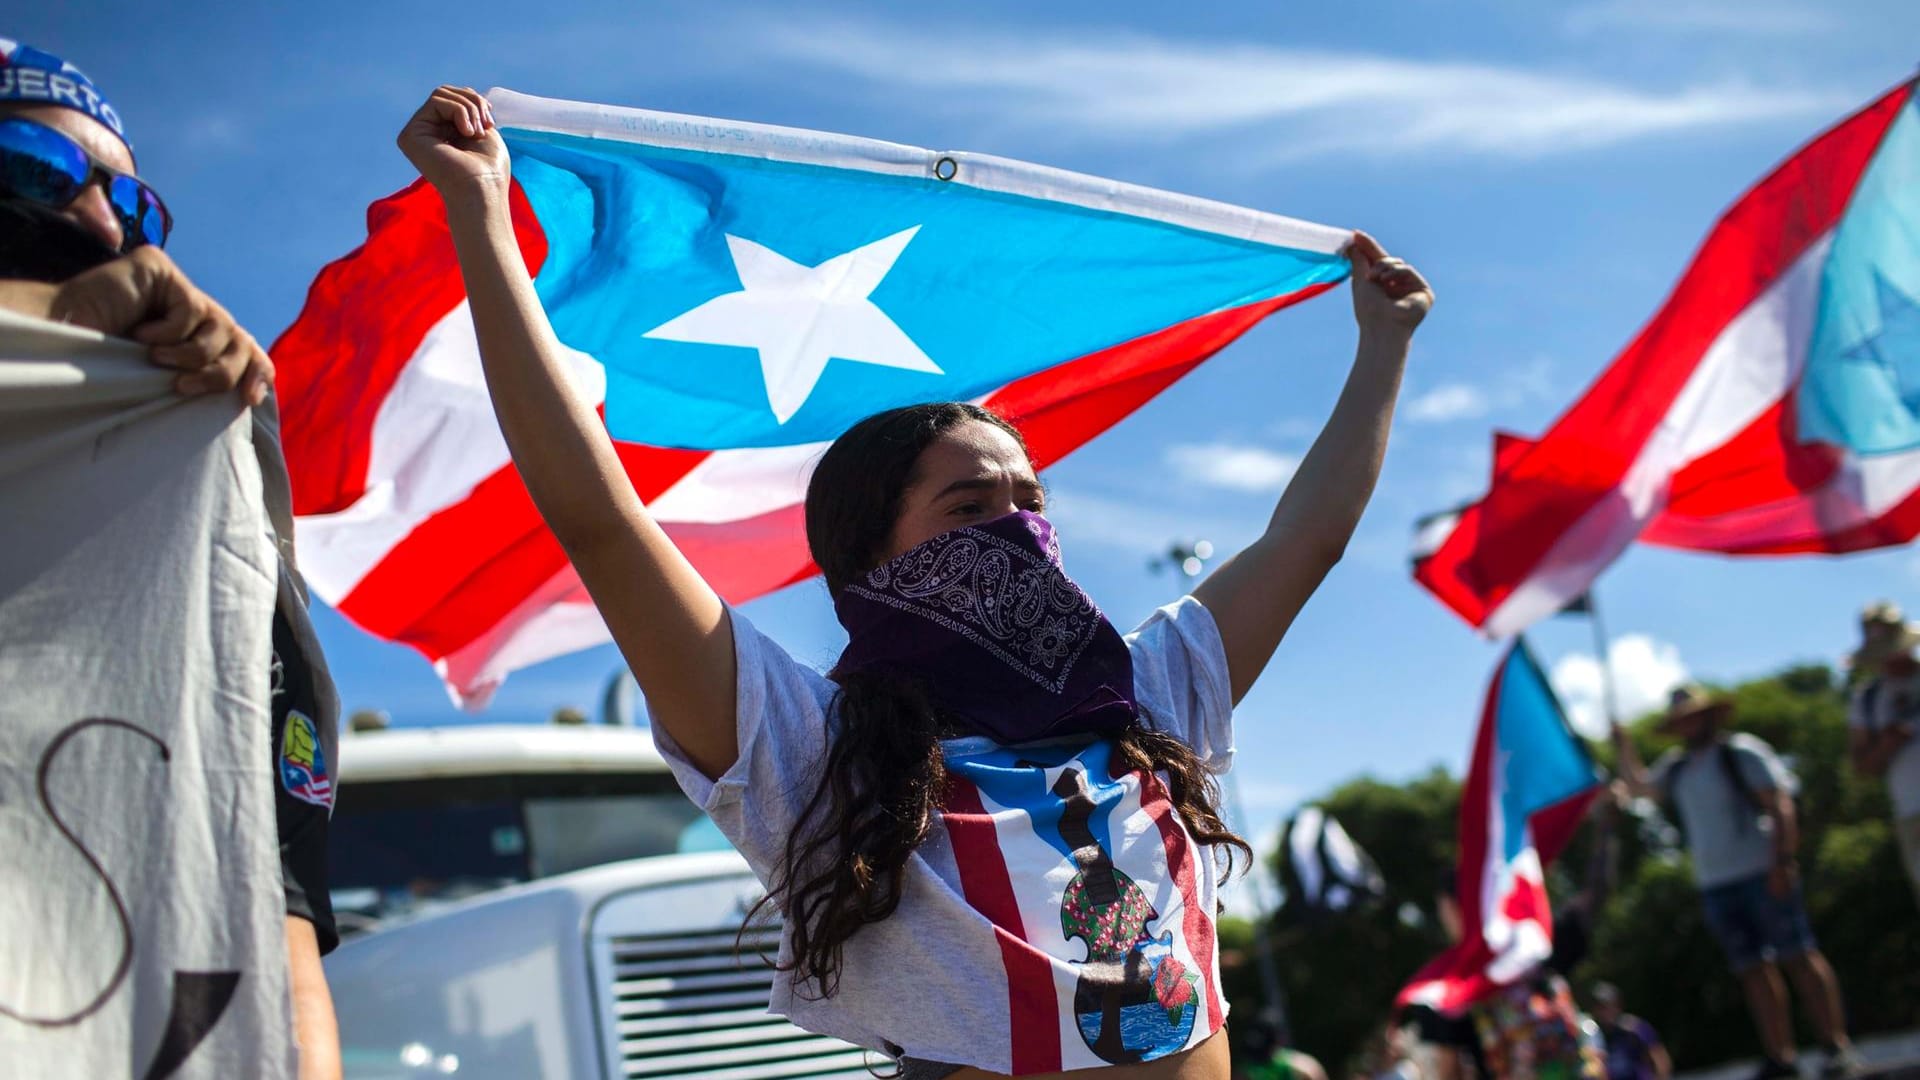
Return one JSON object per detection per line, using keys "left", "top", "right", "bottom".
{"left": 1852, "top": 601, "right": 1920, "bottom": 670}
{"left": 1659, "top": 684, "right": 1732, "bottom": 731}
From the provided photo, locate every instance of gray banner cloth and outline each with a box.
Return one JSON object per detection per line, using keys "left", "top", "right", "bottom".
{"left": 0, "top": 310, "right": 311, "bottom": 1078}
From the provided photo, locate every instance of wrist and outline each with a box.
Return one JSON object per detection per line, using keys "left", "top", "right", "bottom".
{"left": 0, "top": 279, "right": 61, "bottom": 321}
{"left": 437, "top": 175, "right": 513, "bottom": 223}
{"left": 1356, "top": 322, "right": 1415, "bottom": 354}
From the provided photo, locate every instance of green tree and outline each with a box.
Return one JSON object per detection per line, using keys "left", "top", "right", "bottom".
{"left": 1238, "top": 768, "right": 1462, "bottom": 1073}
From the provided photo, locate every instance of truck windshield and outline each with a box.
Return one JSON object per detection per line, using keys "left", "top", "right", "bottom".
{"left": 329, "top": 772, "right": 725, "bottom": 928}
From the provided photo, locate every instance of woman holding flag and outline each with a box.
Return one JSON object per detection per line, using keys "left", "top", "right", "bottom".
{"left": 398, "top": 84, "right": 1430, "bottom": 1079}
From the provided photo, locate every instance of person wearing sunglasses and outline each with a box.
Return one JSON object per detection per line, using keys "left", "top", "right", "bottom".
{"left": 0, "top": 38, "right": 271, "bottom": 405}
{"left": 0, "top": 38, "right": 342, "bottom": 1080}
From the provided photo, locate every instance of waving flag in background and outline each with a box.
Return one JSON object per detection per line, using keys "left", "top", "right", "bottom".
{"left": 272, "top": 90, "right": 1351, "bottom": 705}
{"left": 1278, "top": 806, "right": 1385, "bottom": 919}
{"left": 1415, "top": 79, "right": 1920, "bottom": 636}
{"left": 1398, "top": 641, "right": 1601, "bottom": 1014}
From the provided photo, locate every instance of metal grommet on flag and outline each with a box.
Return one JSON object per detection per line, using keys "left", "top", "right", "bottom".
{"left": 933, "top": 156, "right": 958, "bottom": 181}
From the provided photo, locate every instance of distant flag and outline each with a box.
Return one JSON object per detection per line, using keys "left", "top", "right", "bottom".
{"left": 1398, "top": 639, "right": 1601, "bottom": 1014}
{"left": 273, "top": 90, "right": 1351, "bottom": 706}
{"left": 1278, "top": 806, "right": 1384, "bottom": 918}
{"left": 1415, "top": 78, "right": 1920, "bottom": 637}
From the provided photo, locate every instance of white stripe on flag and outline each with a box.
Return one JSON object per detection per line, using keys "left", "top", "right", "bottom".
{"left": 645, "top": 440, "right": 826, "bottom": 523}
{"left": 1483, "top": 231, "right": 1833, "bottom": 636}
{"left": 295, "top": 301, "right": 606, "bottom": 601}
{"left": 487, "top": 88, "right": 1352, "bottom": 258}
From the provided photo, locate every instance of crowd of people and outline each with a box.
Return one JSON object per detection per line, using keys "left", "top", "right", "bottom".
{"left": 4, "top": 27, "right": 1916, "bottom": 1080}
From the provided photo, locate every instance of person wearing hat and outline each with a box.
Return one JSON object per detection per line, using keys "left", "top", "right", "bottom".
{"left": 1587, "top": 983, "right": 1668, "bottom": 1080}
{"left": 1612, "top": 687, "right": 1858, "bottom": 1080}
{"left": 0, "top": 37, "right": 339, "bottom": 1080}
{"left": 1846, "top": 600, "right": 1920, "bottom": 904}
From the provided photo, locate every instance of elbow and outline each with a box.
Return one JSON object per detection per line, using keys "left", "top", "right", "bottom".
{"left": 1297, "top": 531, "right": 1350, "bottom": 575}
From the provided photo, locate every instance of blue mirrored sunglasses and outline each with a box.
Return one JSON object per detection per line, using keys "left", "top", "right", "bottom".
{"left": 0, "top": 117, "right": 170, "bottom": 251}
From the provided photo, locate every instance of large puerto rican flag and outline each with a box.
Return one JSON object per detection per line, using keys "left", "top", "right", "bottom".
{"left": 1398, "top": 640, "right": 1601, "bottom": 1014}
{"left": 273, "top": 90, "right": 1351, "bottom": 705}
{"left": 1415, "top": 79, "right": 1920, "bottom": 636}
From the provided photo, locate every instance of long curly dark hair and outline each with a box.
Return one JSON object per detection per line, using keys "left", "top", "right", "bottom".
{"left": 761, "top": 401, "right": 1250, "bottom": 996}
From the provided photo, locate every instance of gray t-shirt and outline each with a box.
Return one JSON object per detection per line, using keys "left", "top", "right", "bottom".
{"left": 653, "top": 596, "right": 1236, "bottom": 1074}
{"left": 1649, "top": 733, "right": 1791, "bottom": 889}
{"left": 1850, "top": 675, "right": 1920, "bottom": 819}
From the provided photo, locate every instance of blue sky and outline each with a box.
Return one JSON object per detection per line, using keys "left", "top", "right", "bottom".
{"left": 17, "top": 0, "right": 1920, "bottom": 843}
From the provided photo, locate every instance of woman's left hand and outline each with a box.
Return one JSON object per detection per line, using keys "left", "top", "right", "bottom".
{"left": 1348, "top": 231, "right": 1433, "bottom": 337}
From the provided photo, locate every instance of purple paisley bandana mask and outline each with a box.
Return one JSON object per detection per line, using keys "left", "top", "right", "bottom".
{"left": 833, "top": 510, "right": 1138, "bottom": 744}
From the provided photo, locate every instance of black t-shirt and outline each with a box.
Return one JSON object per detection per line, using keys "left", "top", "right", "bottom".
{"left": 271, "top": 606, "right": 337, "bottom": 954}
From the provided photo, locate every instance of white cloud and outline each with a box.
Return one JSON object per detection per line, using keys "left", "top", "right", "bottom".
{"left": 738, "top": 19, "right": 1848, "bottom": 162}
{"left": 1550, "top": 633, "right": 1690, "bottom": 740}
{"left": 1564, "top": 0, "right": 1836, "bottom": 37}
{"left": 1405, "top": 383, "right": 1492, "bottom": 423}
{"left": 1165, "top": 442, "right": 1301, "bottom": 492}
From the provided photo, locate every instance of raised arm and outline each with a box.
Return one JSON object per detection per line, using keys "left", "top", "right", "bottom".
{"left": 399, "top": 87, "right": 738, "bottom": 778}
{"left": 1609, "top": 724, "right": 1658, "bottom": 801}
{"left": 1193, "top": 233, "right": 1431, "bottom": 703}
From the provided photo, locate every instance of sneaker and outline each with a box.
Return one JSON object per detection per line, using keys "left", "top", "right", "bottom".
{"left": 1750, "top": 1058, "right": 1801, "bottom": 1080}
{"left": 1820, "top": 1046, "right": 1865, "bottom": 1079}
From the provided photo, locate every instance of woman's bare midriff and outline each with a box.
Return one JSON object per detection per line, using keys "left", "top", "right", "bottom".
{"left": 944, "top": 1030, "right": 1229, "bottom": 1080}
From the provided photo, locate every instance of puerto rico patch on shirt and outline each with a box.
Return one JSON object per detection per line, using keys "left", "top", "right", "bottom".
{"left": 278, "top": 710, "right": 332, "bottom": 809}
{"left": 939, "top": 736, "right": 1223, "bottom": 1072}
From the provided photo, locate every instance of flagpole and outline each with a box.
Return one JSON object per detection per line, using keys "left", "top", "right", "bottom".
{"left": 1585, "top": 588, "right": 1621, "bottom": 731}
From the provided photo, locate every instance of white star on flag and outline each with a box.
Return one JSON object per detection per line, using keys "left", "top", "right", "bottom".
{"left": 644, "top": 226, "right": 942, "bottom": 424}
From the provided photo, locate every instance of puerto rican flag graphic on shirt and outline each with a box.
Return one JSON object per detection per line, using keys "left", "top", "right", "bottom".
{"left": 271, "top": 89, "right": 1350, "bottom": 707}
{"left": 938, "top": 738, "right": 1223, "bottom": 1073}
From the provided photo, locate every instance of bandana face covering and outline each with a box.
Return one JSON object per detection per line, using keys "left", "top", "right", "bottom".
{"left": 0, "top": 197, "right": 119, "bottom": 281}
{"left": 833, "top": 510, "right": 1138, "bottom": 745}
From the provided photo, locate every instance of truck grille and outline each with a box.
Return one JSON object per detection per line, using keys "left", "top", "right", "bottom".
{"left": 600, "top": 924, "right": 873, "bottom": 1079}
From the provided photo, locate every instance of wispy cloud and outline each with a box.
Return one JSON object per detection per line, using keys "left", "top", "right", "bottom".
{"left": 1564, "top": 0, "right": 1837, "bottom": 37}
{"left": 1405, "top": 384, "right": 1492, "bottom": 423}
{"left": 1550, "top": 633, "right": 1690, "bottom": 739}
{"left": 1165, "top": 443, "right": 1302, "bottom": 492}
{"left": 737, "top": 18, "right": 1848, "bottom": 162}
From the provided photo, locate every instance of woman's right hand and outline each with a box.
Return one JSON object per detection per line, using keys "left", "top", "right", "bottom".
{"left": 397, "top": 85, "right": 509, "bottom": 196}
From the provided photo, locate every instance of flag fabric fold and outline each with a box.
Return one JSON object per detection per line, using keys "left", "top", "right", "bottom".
{"left": 273, "top": 89, "right": 1351, "bottom": 705}
{"left": 1415, "top": 80, "right": 1920, "bottom": 636}
{"left": 1397, "top": 640, "right": 1601, "bottom": 1014}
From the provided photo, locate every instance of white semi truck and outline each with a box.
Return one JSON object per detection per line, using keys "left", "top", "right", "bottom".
{"left": 322, "top": 723, "right": 870, "bottom": 1079}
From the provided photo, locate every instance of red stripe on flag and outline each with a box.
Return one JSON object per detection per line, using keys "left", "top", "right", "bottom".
{"left": 1415, "top": 82, "right": 1913, "bottom": 628}
{"left": 989, "top": 283, "right": 1340, "bottom": 470}
{"left": 337, "top": 433, "right": 706, "bottom": 655}
{"left": 271, "top": 179, "right": 549, "bottom": 516}
{"left": 1134, "top": 769, "right": 1225, "bottom": 1036}
{"left": 1660, "top": 400, "right": 1843, "bottom": 521}
{"left": 940, "top": 774, "right": 1062, "bottom": 1074}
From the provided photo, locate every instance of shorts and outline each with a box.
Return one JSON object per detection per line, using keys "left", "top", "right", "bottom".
{"left": 894, "top": 1060, "right": 961, "bottom": 1080}
{"left": 1699, "top": 872, "right": 1816, "bottom": 973}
